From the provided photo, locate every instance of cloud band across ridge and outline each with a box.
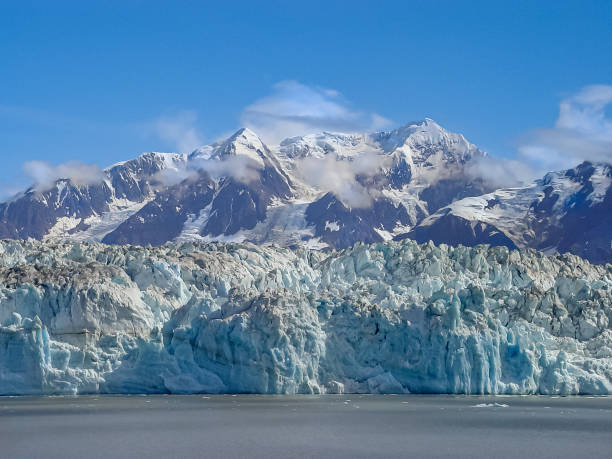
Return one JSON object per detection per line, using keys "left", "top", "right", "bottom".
{"left": 240, "top": 80, "right": 392, "bottom": 144}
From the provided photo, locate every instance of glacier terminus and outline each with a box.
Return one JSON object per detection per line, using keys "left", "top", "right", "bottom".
{"left": 0, "top": 239, "right": 610, "bottom": 395}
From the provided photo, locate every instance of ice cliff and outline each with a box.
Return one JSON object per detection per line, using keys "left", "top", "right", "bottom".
{"left": 0, "top": 239, "right": 611, "bottom": 395}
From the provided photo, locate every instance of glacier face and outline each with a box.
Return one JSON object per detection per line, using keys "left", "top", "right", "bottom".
{"left": 0, "top": 239, "right": 611, "bottom": 395}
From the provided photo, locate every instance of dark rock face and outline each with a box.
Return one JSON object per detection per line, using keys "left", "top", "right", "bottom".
{"left": 305, "top": 193, "right": 412, "bottom": 249}
{"left": 397, "top": 212, "right": 518, "bottom": 250}
{"left": 106, "top": 153, "right": 179, "bottom": 202}
{"left": 104, "top": 147, "right": 294, "bottom": 244}
{"left": 103, "top": 175, "right": 215, "bottom": 246}
{"left": 202, "top": 179, "right": 265, "bottom": 237}
{"left": 387, "top": 158, "right": 412, "bottom": 189}
{"left": 202, "top": 160, "right": 293, "bottom": 237}
{"left": 540, "top": 163, "right": 612, "bottom": 264}
{"left": 420, "top": 177, "right": 491, "bottom": 214}
{"left": 0, "top": 181, "right": 113, "bottom": 239}
{"left": 520, "top": 162, "right": 612, "bottom": 264}
{"left": 305, "top": 194, "right": 382, "bottom": 248}
{"left": 0, "top": 153, "right": 181, "bottom": 241}
{"left": 190, "top": 129, "right": 295, "bottom": 238}
{"left": 399, "top": 162, "right": 612, "bottom": 265}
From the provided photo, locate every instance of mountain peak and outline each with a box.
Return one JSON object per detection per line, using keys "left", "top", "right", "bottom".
{"left": 105, "top": 152, "right": 186, "bottom": 172}
{"left": 202, "top": 127, "right": 268, "bottom": 167}
{"left": 373, "top": 119, "right": 484, "bottom": 163}
{"left": 232, "top": 126, "right": 258, "bottom": 138}
{"left": 225, "top": 127, "right": 265, "bottom": 148}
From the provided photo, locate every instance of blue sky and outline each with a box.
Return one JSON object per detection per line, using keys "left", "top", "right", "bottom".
{"left": 1, "top": 0, "right": 611, "bottom": 196}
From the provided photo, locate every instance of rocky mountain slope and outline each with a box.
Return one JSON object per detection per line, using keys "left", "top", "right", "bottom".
{"left": 402, "top": 162, "right": 612, "bottom": 264}
{"left": 0, "top": 120, "right": 492, "bottom": 246}
{"left": 0, "top": 239, "right": 610, "bottom": 395}
{"left": 0, "top": 119, "right": 610, "bottom": 263}
{"left": 0, "top": 152, "right": 186, "bottom": 241}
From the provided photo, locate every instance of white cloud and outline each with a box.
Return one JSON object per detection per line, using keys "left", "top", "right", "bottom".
{"left": 240, "top": 80, "right": 392, "bottom": 144}
{"left": 196, "top": 155, "right": 263, "bottom": 183}
{"left": 23, "top": 161, "right": 105, "bottom": 192}
{"left": 466, "top": 155, "right": 537, "bottom": 189}
{"left": 153, "top": 110, "right": 203, "bottom": 154}
{"left": 153, "top": 154, "right": 264, "bottom": 188}
{"left": 518, "top": 84, "right": 612, "bottom": 172}
{"left": 295, "top": 152, "right": 391, "bottom": 208}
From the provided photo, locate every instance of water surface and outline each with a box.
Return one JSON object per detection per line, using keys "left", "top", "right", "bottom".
{"left": 1, "top": 395, "right": 611, "bottom": 458}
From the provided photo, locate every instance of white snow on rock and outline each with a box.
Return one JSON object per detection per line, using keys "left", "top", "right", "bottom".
{"left": 196, "top": 128, "right": 267, "bottom": 168}
{"left": 0, "top": 239, "right": 611, "bottom": 395}
{"left": 588, "top": 166, "right": 612, "bottom": 204}
{"left": 420, "top": 163, "right": 611, "bottom": 251}
{"left": 280, "top": 132, "right": 377, "bottom": 159}
{"left": 325, "top": 221, "right": 341, "bottom": 232}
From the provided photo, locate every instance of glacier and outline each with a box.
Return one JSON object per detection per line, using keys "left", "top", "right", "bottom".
{"left": 0, "top": 239, "right": 611, "bottom": 395}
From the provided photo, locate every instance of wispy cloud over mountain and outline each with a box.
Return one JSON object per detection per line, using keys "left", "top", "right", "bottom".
{"left": 240, "top": 81, "right": 392, "bottom": 144}
{"left": 295, "top": 150, "right": 391, "bottom": 208}
{"left": 519, "top": 84, "right": 612, "bottom": 172}
{"left": 23, "top": 161, "right": 105, "bottom": 192}
{"left": 151, "top": 110, "right": 204, "bottom": 154}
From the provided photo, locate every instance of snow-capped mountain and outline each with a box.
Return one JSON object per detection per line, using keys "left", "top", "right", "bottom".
{"left": 0, "top": 152, "right": 186, "bottom": 241}
{"left": 103, "top": 128, "right": 294, "bottom": 245}
{"left": 401, "top": 162, "right": 612, "bottom": 265}
{"left": 1, "top": 119, "right": 610, "bottom": 263}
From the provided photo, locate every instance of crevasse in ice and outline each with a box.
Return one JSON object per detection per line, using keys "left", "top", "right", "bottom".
{"left": 0, "top": 239, "right": 610, "bottom": 395}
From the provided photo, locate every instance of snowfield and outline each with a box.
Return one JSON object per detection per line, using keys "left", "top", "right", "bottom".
{"left": 0, "top": 239, "right": 611, "bottom": 395}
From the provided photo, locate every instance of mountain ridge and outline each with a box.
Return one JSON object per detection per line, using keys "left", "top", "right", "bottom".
{"left": 1, "top": 120, "right": 610, "bottom": 264}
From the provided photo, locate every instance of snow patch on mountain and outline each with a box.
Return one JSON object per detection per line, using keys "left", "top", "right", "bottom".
{"left": 325, "top": 221, "right": 340, "bottom": 232}
{"left": 588, "top": 167, "right": 612, "bottom": 204}
{"left": 280, "top": 132, "right": 377, "bottom": 159}
{"left": 45, "top": 198, "right": 152, "bottom": 243}
{"left": 408, "top": 163, "right": 612, "bottom": 260}
{"left": 420, "top": 185, "right": 541, "bottom": 247}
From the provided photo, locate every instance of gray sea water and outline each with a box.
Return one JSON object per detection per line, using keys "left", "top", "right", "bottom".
{"left": 1, "top": 395, "right": 611, "bottom": 459}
